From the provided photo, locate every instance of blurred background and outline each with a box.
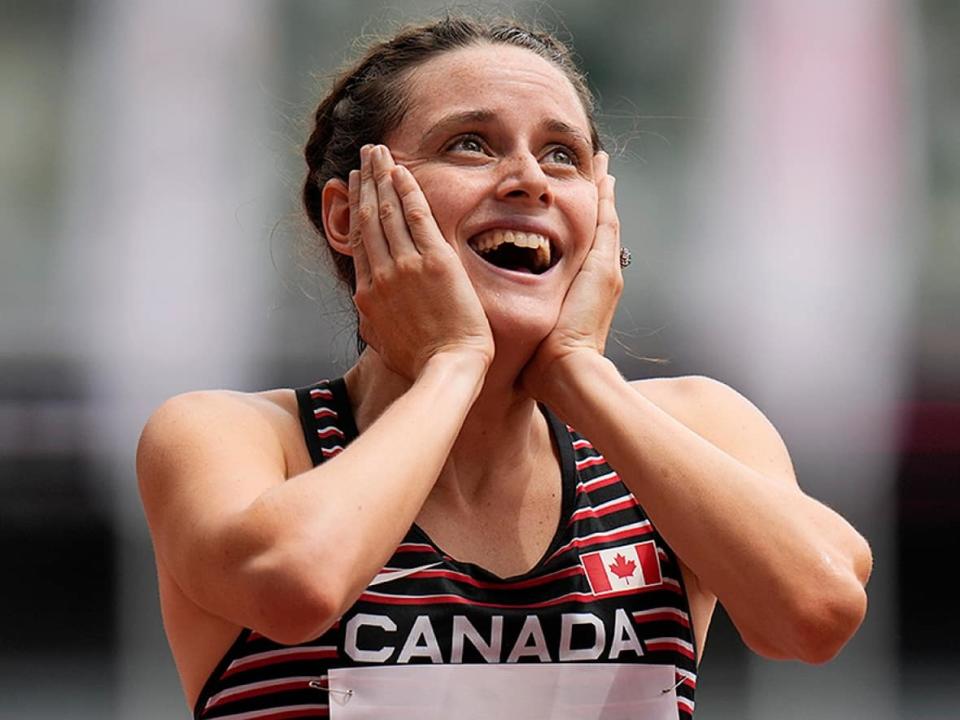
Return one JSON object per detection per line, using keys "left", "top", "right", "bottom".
{"left": 1, "top": 0, "right": 957, "bottom": 717}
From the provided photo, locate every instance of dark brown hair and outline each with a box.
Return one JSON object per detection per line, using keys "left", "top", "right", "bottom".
{"left": 302, "top": 15, "right": 603, "bottom": 353}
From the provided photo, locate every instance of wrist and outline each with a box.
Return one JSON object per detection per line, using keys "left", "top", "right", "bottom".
{"left": 531, "top": 351, "right": 623, "bottom": 419}
{"left": 419, "top": 349, "right": 489, "bottom": 399}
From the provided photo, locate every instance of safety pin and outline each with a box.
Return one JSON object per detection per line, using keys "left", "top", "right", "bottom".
{"left": 660, "top": 674, "right": 687, "bottom": 695}
{"left": 308, "top": 678, "right": 354, "bottom": 701}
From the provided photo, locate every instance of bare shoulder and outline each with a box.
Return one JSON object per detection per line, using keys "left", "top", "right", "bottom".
{"left": 629, "top": 375, "right": 797, "bottom": 486}
{"left": 136, "top": 387, "right": 308, "bottom": 503}
{"left": 135, "top": 386, "right": 313, "bottom": 580}
{"left": 138, "top": 388, "right": 297, "bottom": 459}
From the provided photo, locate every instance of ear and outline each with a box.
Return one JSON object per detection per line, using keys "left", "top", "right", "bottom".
{"left": 321, "top": 177, "right": 353, "bottom": 256}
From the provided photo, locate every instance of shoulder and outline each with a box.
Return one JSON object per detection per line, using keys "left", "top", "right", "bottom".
{"left": 136, "top": 387, "right": 302, "bottom": 482}
{"left": 629, "top": 374, "right": 797, "bottom": 485}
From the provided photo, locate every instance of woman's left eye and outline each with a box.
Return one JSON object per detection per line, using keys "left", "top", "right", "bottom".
{"left": 543, "top": 146, "right": 578, "bottom": 166}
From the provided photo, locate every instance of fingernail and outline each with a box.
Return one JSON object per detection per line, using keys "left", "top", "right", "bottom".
{"left": 610, "top": 176, "right": 616, "bottom": 189}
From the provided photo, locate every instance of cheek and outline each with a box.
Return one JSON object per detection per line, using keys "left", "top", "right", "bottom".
{"left": 567, "top": 189, "right": 599, "bottom": 259}
{"left": 408, "top": 166, "right": 480, "bottom": 241}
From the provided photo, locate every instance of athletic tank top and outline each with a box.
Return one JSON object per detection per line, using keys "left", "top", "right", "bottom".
{"left": 193, "top": 378, "right": 698, "bottom": 719}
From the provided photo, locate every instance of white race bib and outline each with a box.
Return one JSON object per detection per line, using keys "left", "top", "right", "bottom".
{"left": 327, "top": 663, "right": 680, "bottom": 719}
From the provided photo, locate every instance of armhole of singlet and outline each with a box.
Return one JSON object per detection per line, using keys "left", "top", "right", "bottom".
{"left": 672, "top": 558, "right": 701, "bottom": 668}
{"left": 192, "top": 628, "right": 252, "bottom": 720}
{"left": 295, "top": 384, "right": 326, "bottom": 467}
{"left": 539, "top": 403, "right": 579, "bottom": 555}
{"left": 327, "top": 377, "right": 360, "bottom": 440}
{"left": 295, "top": 379, "right": 358, "bottom": 468}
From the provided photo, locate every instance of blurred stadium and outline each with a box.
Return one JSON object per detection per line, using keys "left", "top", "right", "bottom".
{"left": 1, "top": 1, "right": 957, "bottom": 717}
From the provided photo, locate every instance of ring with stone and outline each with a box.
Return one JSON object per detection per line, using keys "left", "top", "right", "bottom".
{"left": 619, "top": 247, "right": 632, "bottom": 269}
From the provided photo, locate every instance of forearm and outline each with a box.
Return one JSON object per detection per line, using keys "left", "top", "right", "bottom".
{"left": 237, "top": 351, "right": 487, "bottom": 637}
{"left": 539, "top": 352, "right": 870, "bottom": 661}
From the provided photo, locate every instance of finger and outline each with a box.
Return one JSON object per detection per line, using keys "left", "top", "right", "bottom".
{"left": 357, "top": 144, "right": 392, "bottom": 266}
{"left": 594, "top": 150, "right": 609, "bottom": 183}
{"left": 372, "top": 146, "right": 418, "bottom": 258}
{"left": 391, "top": 164, "right": 448, "bottom": 254}
{"left": 347, "top": 169, "right": 370, "bottom": 285}
{"left": 594, "top": 174, "right": 621, "bottom": 262}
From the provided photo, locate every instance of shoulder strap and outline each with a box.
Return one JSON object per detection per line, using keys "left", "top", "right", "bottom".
{"left": 295, "top": 379, "right": 359, "bottom": 467}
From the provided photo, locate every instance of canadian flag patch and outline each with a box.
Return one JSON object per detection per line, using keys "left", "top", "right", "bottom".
{"left": 580, "top": 541, "right": 663, "bottom": 595}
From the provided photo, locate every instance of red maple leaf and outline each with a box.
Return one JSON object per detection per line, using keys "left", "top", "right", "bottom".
{"left": 608, "top": 553, "right": 636, "bottom": 580}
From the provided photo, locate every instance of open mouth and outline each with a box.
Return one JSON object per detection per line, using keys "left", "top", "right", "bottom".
{"left": 466, "top": 229, "right": 558, "bottom": 275}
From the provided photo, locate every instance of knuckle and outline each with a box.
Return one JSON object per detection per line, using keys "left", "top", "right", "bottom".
{"left": 357, "top": 204, "right": 376, "bottom": 225}
{"left": 422, "top": 249, "right": 452, "bottom": 273}
{"left": 394, "top": 255, "right": 420, "bottom": 275}
{"left": 404, "top": 205, "right": 430, "bottom": 225}
{"left": 370, "top": 267, "right": 391, "bottom": 287}
{"left": 378, "top": 202, "right": 397, "bottom": 221}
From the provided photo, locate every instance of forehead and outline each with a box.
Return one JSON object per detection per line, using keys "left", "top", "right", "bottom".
{"left": 394, "top": 43, "right": 590, "bottom": 141}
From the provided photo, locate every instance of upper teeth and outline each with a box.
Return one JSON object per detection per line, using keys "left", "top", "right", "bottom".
{"left": 470, "top": 229, "right": 552, "bottom": 269}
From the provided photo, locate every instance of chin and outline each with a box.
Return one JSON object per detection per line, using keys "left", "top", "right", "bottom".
{"left": 483, "top": 300, "right": 559, "bottom": 355}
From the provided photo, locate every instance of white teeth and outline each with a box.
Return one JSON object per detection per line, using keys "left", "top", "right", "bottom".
{"left": 469, "top": 229, "right": 552, "bottom": 269}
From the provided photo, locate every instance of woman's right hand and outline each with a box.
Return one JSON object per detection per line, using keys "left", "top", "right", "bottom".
{"left": 350, "top": 144, "right": 494, "bottom": 380}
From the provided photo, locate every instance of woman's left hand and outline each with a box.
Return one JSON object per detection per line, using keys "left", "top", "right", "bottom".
{"left": 521, "top": 151, "right": 623, "bottom": 399}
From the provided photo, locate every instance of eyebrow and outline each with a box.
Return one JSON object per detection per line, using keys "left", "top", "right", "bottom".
{"left": 420, "top": 109, "right": 592, "bottom": 150}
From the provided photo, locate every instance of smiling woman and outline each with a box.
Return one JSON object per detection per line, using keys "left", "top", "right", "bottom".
{"left": 135, "top": 15, "right": 872, "bottom": 720}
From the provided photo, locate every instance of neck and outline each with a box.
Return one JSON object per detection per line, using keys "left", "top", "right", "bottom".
{"left": 343, "top": 344, "right": 551, "bottom": 504}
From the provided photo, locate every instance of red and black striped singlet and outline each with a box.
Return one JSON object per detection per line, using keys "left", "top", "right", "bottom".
{"left": 193, "top": 378, "right": 698, "bottom": 719}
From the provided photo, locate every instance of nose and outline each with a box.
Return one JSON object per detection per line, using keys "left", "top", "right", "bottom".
{"left": 494, "top": 153, "right": 553, "bottom": 207}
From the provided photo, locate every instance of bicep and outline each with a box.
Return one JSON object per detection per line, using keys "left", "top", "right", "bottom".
{"left": 136, "top": 391, "right": 288, "bottom": 617}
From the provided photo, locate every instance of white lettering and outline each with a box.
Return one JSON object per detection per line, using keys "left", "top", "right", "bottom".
{"left": 559, "top": 613, "right": 605, "bottom": 661}
{"left": 507, "top": 616, "right": 551, "bottom": 663}
{"left": 345, "top": 613, "right": 396, "bottom": 663}
{"left": 608, "top": 608, "right": 644, "bottom": 659}
{"left": 451, "top": 615, "right": 503, "bottom": 663}
{"left": 397, "top": 615, "right": 443, "bottom": 664}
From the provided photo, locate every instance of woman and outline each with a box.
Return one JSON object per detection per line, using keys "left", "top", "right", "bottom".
{"left": 137, "top": 16, "right": 873, "bottom": 720}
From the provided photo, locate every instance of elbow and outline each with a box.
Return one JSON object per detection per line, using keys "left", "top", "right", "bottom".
{"left": 794, "top": 579, "right": 868, "bottom": 664}
{"left": 245, "top": 547, "right": 344, "bottom": 645}
{"left": 219, "top": 510, "right": 345, "bottom": 646}
{"left": 740, "top": 571, "right": 868, "bottom": 664}
{"left": 795, "top": 539, "right": 872, "bottom": 664}
{"left": 765, "top": 576, "right": 868, "bottom": 665}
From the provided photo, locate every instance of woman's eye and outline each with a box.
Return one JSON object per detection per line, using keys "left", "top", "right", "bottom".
{"left": 448, "top": 135, "right": 486, "bottom": 154}
{"left": 544, "top": 146, "right": 578, "bottom": 166}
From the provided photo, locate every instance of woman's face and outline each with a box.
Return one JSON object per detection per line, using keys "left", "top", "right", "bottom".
{"left": 385, "top": 43, "right": 600, "bottom": 345}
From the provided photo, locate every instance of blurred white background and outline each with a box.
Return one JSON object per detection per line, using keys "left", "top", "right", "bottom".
{"left": 1, "top": 1, "right": 957, "bottom": 718}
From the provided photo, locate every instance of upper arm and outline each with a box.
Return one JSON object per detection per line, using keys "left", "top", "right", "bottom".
{"left": 136, "top": 391, "right": 292, "bottom": 627}
{"left": 659, "top": 375, "right": 799, "bottom": 488}
{"left": 633, "top": 375, "right": 872, "bottom": 655}
{"left": 661, "top": 377, "right": 872, "bottom": 587}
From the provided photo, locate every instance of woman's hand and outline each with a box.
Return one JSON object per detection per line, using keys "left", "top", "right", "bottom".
{"left": 521, "top": 152, "right": 623, "bottom": 399}
{"left": 351, "top": 144, "right": 495, "bottom": 380}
